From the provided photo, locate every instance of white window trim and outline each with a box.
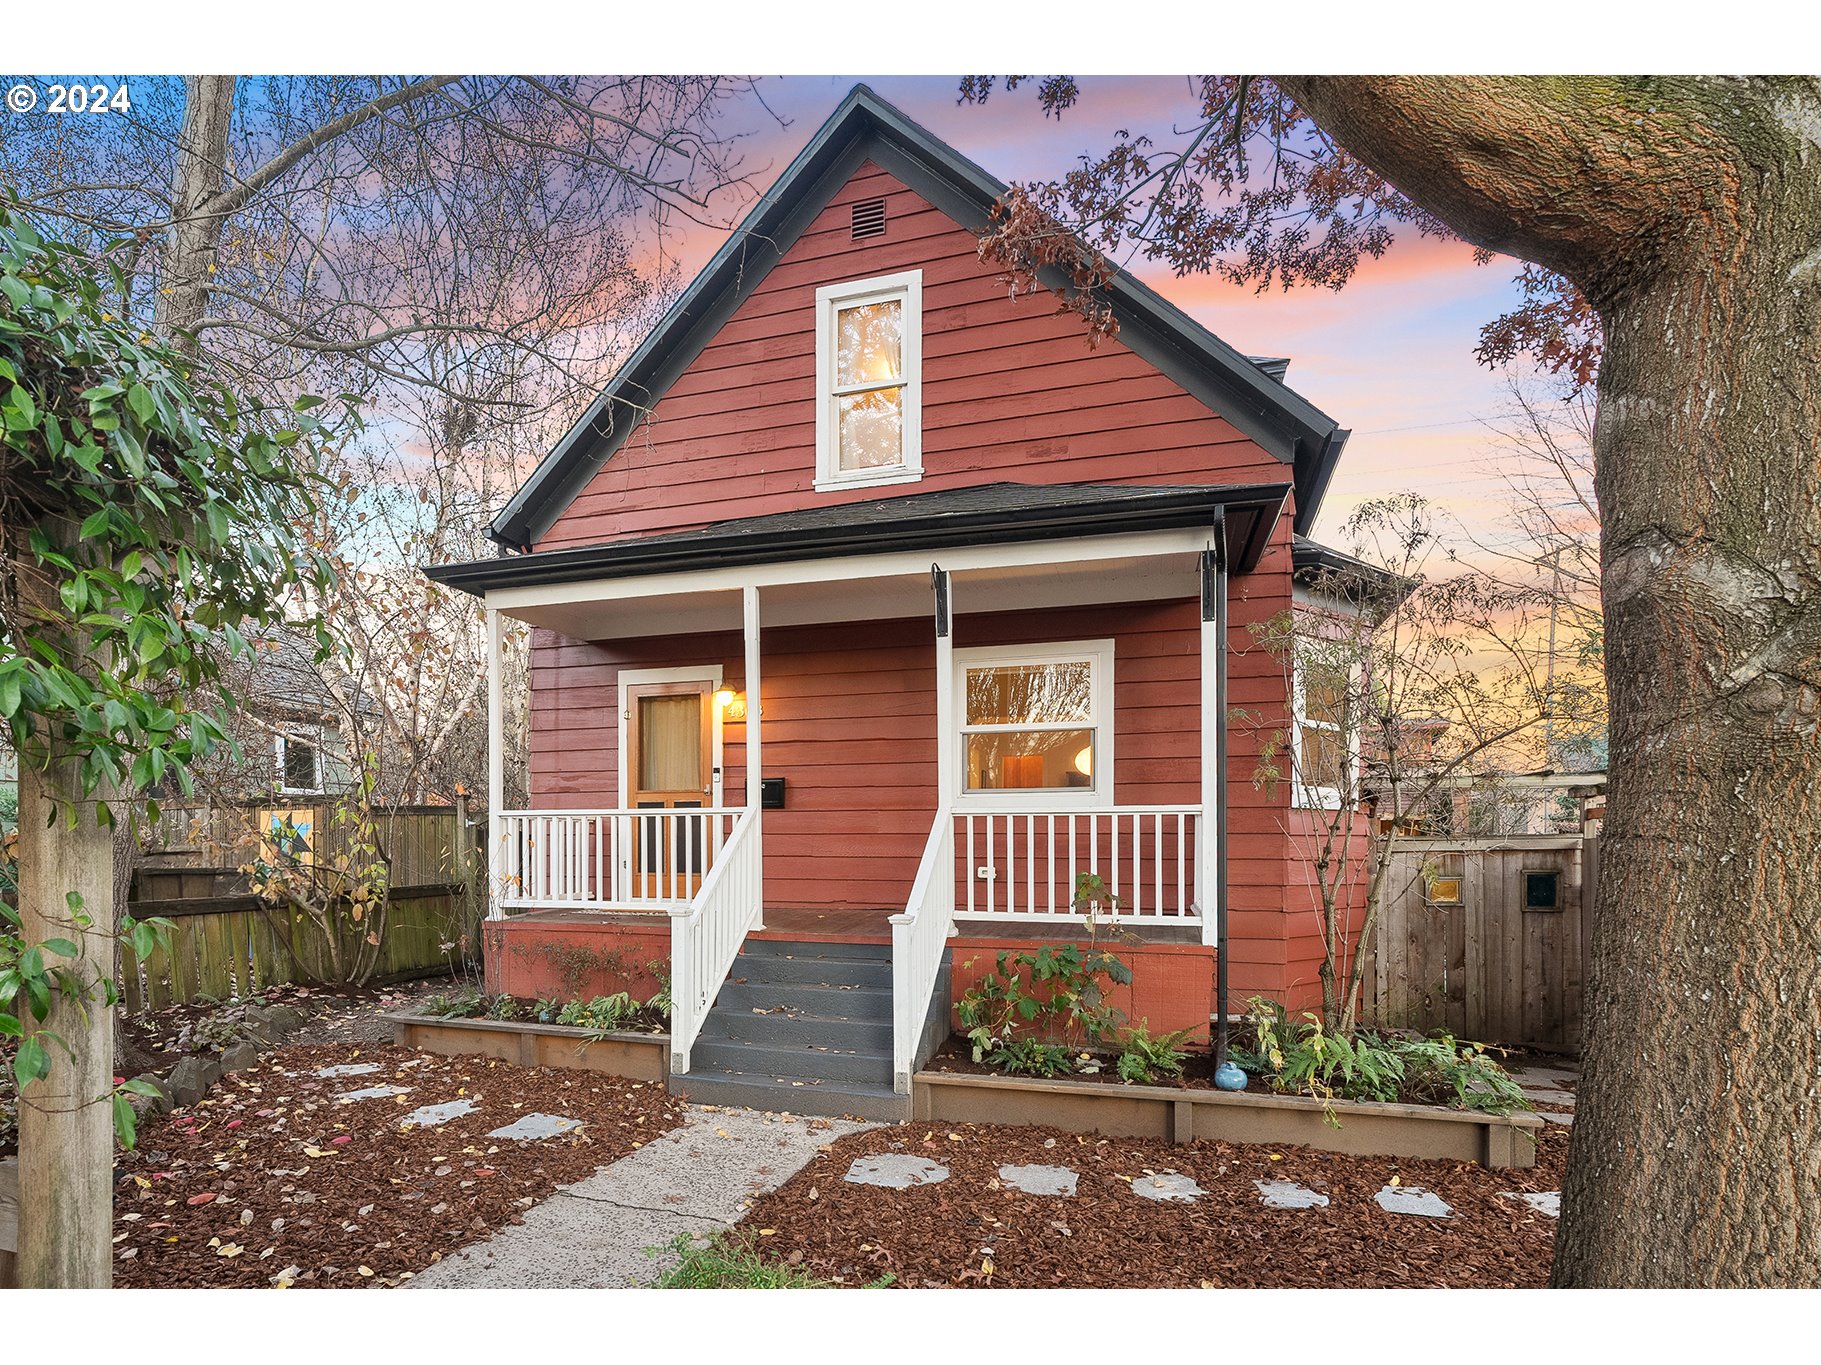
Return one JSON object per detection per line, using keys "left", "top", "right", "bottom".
{"left": 615, "top": 664, "right": 725, "bottom": 809}
{"left": 1291, "top": 653, "right": 1360, "bottom": 812}
{"left": 275, "top": 731, "right": 323, "bottom": 796}
{"left": 951, "top": 639, "right": 1114, "bottom": 809}
{"left": 813, "top": 269, "right": 923, "bottom": 491}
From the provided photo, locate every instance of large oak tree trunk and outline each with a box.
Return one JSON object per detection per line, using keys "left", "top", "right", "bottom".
{"left": 1281, "top": 76, "right": 1821, "bottom": 1286}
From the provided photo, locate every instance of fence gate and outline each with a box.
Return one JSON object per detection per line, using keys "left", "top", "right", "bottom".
{"left": 1360, "top": 835, "right": 1596, "bottom": 1053}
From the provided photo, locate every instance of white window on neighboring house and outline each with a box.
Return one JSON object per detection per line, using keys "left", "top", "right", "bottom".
{"left": 953, "top": 640, "right": 1114, "bottom": 806}
{"left": 276, "top": 733, "right": 322, "bottom": 795}
{"left": 814, "top": 269, "right": 922, "bottom": 490}
{"left": 1293, "top": 652, "right": 1355, "bottom": 810}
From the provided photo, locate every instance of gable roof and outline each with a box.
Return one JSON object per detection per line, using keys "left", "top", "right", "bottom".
{"left": 488, "top": 84, "right": 1350, "bottom": 552}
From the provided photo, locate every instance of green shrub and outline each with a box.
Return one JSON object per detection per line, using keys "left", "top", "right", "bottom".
{"left": 1235, "top": 996, "right": 1528, "bottom": 1118}
{"left": 557, "top": 992, "right": 637, "bottom": 1037}
{"left": 990, "top": 1038, "right": 1075, "bottom": 1078}
{"left": 1115, "top": 1022, "right": 1197, "bottom": 1084}
{"left": 486, "top": 994, "right": 519, "bottom": 1021}
{"left": 955, "top": 943, "right": 1132, "bottom": 1067}
{"left": 421, "top": 989, "right": 485, "bottom": 1020}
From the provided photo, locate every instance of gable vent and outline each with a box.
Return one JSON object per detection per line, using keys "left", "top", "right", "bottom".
{"left": 850, "top": 197, "right": 887, "bottom": 240}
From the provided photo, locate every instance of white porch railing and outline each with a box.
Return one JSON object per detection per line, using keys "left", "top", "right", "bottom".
{"left": 889, "top": 806, "right": 956, "bottom": 1094}
{"left": 494, "top": 808, "right": 741, "bottom": 912}
{"left": 955, "top": 806, "right": 1203, "bottom": 925}
{"left": 667, "top": 806, "right": 763, "bottom": 1076}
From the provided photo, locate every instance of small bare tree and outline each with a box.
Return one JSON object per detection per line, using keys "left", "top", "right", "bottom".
{"left": 1247, "top": 494, "right": 1604, "bottom": 1034}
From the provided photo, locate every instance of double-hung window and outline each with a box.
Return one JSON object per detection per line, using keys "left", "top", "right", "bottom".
{"left": 954, "top": 640, "right": 1113, "bottom": 805}
{"left": 276, "top": 732, "right": 323, "bottom": 795}
{"left": 1293, "top": 650, "right": 1355, "bottom": 810}
{"left": 814, "top": 270, "right": 922, "bottom": 489}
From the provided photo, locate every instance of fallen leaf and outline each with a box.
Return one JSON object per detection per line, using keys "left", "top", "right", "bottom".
{"left": 186, "top": 1192, "right": 217, "bottom": 1206}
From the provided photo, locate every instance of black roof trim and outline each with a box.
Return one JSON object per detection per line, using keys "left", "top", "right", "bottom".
{"left": 487, "top": 85, "right": 1346, "bottom": 551}
{"left": 1292, "top": 534, "right": 1416, "bottom": 608}
{"left": 435, "top": 481, "right": 1290, "bottom": 597}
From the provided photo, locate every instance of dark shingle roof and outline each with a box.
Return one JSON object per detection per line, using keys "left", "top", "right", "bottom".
{"left": 428, "top": 481, "right": 1291, "bottom": 596}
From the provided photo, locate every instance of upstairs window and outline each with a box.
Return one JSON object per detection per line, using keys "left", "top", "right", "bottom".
{"left": 815, "top": 270, "right": 922, "bottom": 490}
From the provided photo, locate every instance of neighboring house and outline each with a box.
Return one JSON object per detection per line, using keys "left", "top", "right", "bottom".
{"left": 225, "top": 628, "right": 362, "bottom": 800}
{"left": 428, "top": 86, "right": 1382, "bottom": 1117}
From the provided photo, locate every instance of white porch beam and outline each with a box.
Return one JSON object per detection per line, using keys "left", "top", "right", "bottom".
{"left": 485, "top": 602, "right": 505, "bottom": 920}
{"left": 743, "top": 584, "right": 764, "bottom": 931}
{"left": 488, "top": 528, "right": 1210, "bottom": 617}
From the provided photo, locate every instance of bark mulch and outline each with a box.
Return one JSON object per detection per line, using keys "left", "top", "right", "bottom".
{"left": 112, "top": 1042, "right": 685, "bottom": 1288}
{"left": 740, "top": 1120, "right": 1569, "bottom": 1288}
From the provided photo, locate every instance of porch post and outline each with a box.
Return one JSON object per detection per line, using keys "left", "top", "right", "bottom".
{"left": 1201, "top": 513, "right": 1232, "bottom": 1064}
{"left": 932, "top": 566, "right": 955, "bottom": 801}
{"left": 485, "top": 601, "right": 505, "bottom": 920}
{"left": 743, "top": 584, "right": 764, "bottom": 931}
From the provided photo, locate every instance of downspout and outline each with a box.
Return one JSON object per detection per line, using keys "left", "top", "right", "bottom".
{"left": 1210, "top": 511, "right": 1245, "bottom": 1091}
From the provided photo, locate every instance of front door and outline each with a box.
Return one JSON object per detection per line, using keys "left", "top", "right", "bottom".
{"left": 626, "top": 680, "right": 715, "bottom": 899}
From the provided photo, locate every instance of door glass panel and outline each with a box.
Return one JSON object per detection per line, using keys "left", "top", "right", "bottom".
{"left": 637, "top": 694, "right": 701, "bottom": 791}
{"left": 965, "top": 661, "right": 1093, "bottom": 726}
{"left": 965, "top": 728, "right": 1095, "bottom": 791}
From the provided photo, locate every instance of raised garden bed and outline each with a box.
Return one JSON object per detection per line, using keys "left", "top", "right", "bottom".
{"left": 912, "top": 1070, "right": 1542, "bottom": 1169}
{"left": 384, "top": 1011, "right": 669, "bottom": 1084}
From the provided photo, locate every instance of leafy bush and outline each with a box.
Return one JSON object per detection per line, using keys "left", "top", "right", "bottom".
{"left": 645, "top": 960, "right": 672, "bottom": 1019}
{"left": 1235, "top": 997, "right": 1528, "bottom": 1118}
{"left": 557, "top": 992, "right": 638, "bottom": 1037}
{"left": 421, "top": 989, "right": 485, "bottom": 1020}
{"left": 486, "top": 994, "right": 520, "bottom": 1021}
{"left": 533, "top": 996, "right": 561, "bottom": 1024}
{"left": 1115, "top": 1022, "right": 1197, "bottom": 1084}
{"left": 955, "top": 943, "right": 1132, "bottom": 1066}
{"left": 990, "top": 1038, "right": 1074, "bottom": 1078}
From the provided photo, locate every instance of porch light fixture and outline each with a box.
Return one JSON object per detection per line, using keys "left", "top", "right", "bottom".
{"left": 715, "top": 687, "right": 746, "bottom": 721}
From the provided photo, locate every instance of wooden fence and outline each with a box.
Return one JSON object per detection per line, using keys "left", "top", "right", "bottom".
{"left": 1357, "top": 835, "right": 1596, "bottom": 1053}
{"left": 121, "top": 800, "right": 484, "bottom": 1009}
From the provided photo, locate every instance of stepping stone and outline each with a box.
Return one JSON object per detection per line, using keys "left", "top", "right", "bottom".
{"left": 843, "top": 1154, "right": 949, "bottom": 1189}
{"left": 316, "top": 1062, "right": 382, "bottom": 1078}
{"left": 402, "top": 1099, "right": 476, "bottom": 1128}
{"left": 488, "top": 1113, "right": 584, "bottom": 1142}
{"left": 999, "top": 1164, "right": 1078, "bottom": 1197}
{"left": 1375, "top": 1185, "right": 1452, "bottom": 1218}
{"left": 338, "top": 1085, "right": 412, "bottom": 1103}
{"left": 1132, "top": 1172, "right": 1204, "bottom": 1203}
{"left": 1542, "top": 1111, "right": 1574, "bottom": 1127}
{"left": 1255, "top": 1179, "right": 1329, "bottom": 1210}
{"left": 1502, "top": 1191, "right": 1561, "bottom": 1218}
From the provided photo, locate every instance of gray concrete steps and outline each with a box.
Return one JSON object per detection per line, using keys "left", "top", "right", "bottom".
{"left": 711, "top": 980, "right": 892, "bottom": 1019}
{"left": 698, "top": 1007, "right": 894, "bottom": 1050}
{"left": 690, "top": 1036, "right": 893, "bottom": 1087}
{"left": 733, "top": 954, "right": 892, "bottom": 988}
{"left": 675, "top": 938, "right": 907, "bottom": 1120}
{"left": 671, "top": 1069, "right": 908, "bottom": 1122}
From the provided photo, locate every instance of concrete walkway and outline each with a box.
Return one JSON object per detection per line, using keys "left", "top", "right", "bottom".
{"left": 407, "top": 1105, "right": 874, "bottom": 1289}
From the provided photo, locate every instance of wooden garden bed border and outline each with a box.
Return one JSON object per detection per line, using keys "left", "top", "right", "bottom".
{"left": 382, "top": 1011, "right": 669, "bottom": 1084}
{"left": 912, "top": 1071, "right": 1543, "bottom": 1169}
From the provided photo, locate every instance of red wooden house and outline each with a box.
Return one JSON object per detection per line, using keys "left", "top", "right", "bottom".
{"left": 427, "top": 86, "right": 1378, "bottom": 1118}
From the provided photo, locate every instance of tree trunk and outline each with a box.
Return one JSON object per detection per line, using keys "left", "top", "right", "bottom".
{"left": 1554, "top": 195, "right": 1821, "bottom": 1288}
{"left": 15, "top": 737, "right": 115, "bottom": 1289}
{"left": 154, "top": 76, "right": 236, "bottom": 348}
{"left": 1282, "top": 75, "right": 1821, "bottom": 1285}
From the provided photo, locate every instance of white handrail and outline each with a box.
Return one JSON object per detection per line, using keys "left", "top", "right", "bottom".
{"left": 890, "top": 806, "right": 956, "bottom": 1094}
{"left": 954, "top": 805, "right": 1202, "bottom": 924}
{"left": 667, "top": 806, "right": 763, "bottom": 1076}
{"left": 494, "top": 808, "right": 739, "bottom": 913}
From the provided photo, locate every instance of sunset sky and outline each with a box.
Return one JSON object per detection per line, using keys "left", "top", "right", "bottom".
{"left": 677, "top": 75, "right": 1541, "bottom": 550}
